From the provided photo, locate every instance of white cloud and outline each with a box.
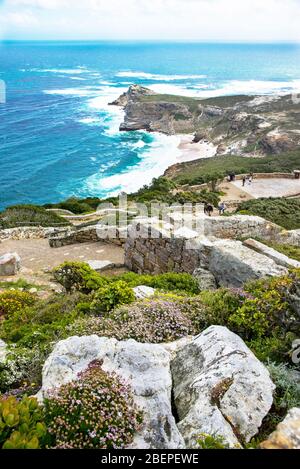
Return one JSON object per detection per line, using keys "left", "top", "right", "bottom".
{"left": 1, "top": 0, "right": 300, "bottom": 41}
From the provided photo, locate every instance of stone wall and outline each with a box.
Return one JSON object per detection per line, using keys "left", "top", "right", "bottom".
{"left": 0, "top": 226, "right": 70, "bottom": 243}
{"left": 124, "top": 215, "right": 299, "bottom": 278}
{"left": 49, "top": 226, "right": 127, "bottom": 248}
{"left": 125, "top": 236, "right": 202, "bottom": 274}
{"left": 203, "top": 215, "right": 282, "bottom": 240}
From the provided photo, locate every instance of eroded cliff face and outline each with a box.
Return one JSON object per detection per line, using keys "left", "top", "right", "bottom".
{"left": 110, "top": 85, "right": 300, "bottom": 156}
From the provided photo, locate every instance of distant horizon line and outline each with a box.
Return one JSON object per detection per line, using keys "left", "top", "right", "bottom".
{"left": 1, "top": 39, "right": 300, "bottom": 45}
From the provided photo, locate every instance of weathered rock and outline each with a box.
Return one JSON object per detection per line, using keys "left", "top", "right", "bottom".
{"left": 243, "top": 238, "right": 300, "bottom": 269}
{"left": 87, "top": 260, "right": 115, "bottom": 272}
{"left": 260, "top": 408, "right": 300, "bottom": 449}
{"left": 259, "top": 133, "right": 298, "bottom": 155}
{"left": 171, "top": 326, "right": 275, "bottom": 448}
{"left": 133, "top": 285, "right": 156, "bottom": 300}
{"left": 0, "top": 252, "right": 21, "bottom": 276}
{"left": 0, "top": 226, "right": 69, "bottom": 242}
{"left": 193, "top": 267, "right": 217, "bottom": 291}
{"left": 209, "top": 240, "right": 287, "bottom": 288}
{"left": 0, "top": 339, "right": 6, "bottom": 362}
{"left": 40, "top": 336, "right": 185, "bottom": 449}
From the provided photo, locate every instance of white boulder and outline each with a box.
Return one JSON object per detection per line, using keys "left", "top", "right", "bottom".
{"left": 40, "top": 335, "right": 185, "bottom": 449}
{"left": 0, "top": 252, "right": 21, "bottom": 276}
{"left": 133, "top": 285, "right": 156, "bottom": 300}
{"left": 209, "top": 240, "right": 287, "bottom": 287}
{"left": 87, "top": 260, "right": 114, "bottom": 272}
{"left": 171, "top": 326, "right": 275, "bottom": 448}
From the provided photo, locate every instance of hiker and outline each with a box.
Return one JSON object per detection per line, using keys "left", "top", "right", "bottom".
{"left": 248, "top": 174, "right": 253, "bottom": 185}
{"left": 218, "top": 202, "right": 226, "bottom": 215}
{"left": 242, "top": 176, "right": 246, "bottom": 187}
{"left": 204, "top": 203, "right": 214, "bottom": 217}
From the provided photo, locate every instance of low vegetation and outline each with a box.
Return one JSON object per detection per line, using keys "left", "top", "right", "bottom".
{"left": 0, "top": 362, "right": 142, "bottom": 450}
{"left": 0, "top": 205, "right": 69, "bottom": 229}
{"left": 0, "top": 260, "right": 299, "bottom": 448}
{"left": 166, "top": 151, "right": 300, "bottom": 185}
{"left": 44, "top": 360, "right": 142, "bottom": 449}
{"left": 236, "top": 197, "right": 300, "bottom": 230}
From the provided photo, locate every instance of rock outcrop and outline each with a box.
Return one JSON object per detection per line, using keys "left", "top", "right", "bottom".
{"left": 209, "top": 240, "right": 288, "bottom": 288}
{"left": 171, "top": 326, "right": 275, "bottom": 448}
{"left": 124, "top": 216, "right": 290, "bottom": 285}
{"left": 39, "top": 336, "right": 185, "bottom": 449}
{"left": 0, "top": 252, "right": 21, "bottom": 276}
{"left": 111, "top": 86, "right": 300, "bottom": 156}
{"left": 261, "top": 408, "right": 300, "bottom": 449}
{"left": 133, "top": 285, "right": 156, "bottom": 299}
{"left": 39, "top": 329, "right": 275, "bottom": 449}
{"left": 243, "top": 238, "right": 300, "bottom": 269}
{"left": 192, "top": 267, "right": 217, "bottom": 291}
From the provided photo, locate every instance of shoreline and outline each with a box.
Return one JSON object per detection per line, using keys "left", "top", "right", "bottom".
{"left": 176, "top": 134, "right": 217, "bottom": 163}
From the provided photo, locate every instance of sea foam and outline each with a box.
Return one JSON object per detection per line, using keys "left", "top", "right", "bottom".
{"left": 83, "top": 133, "right": 181, "bottom": 197}
{"left": 116, "top": 71, "right": 207, "bottom": 80}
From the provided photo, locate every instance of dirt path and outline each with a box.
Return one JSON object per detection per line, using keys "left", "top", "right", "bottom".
{"left": 219, "top": 181, "right": 254, "bottom": 203}
{"left": 0, "top": 239, "right": 125, "bottom": 286}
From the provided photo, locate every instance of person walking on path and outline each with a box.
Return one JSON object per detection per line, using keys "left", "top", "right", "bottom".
{"left": 242, "top": 176, "right": 246, "bottom": 187}
{"left": 218, "top": 202, "right": 227, "bottom": 215}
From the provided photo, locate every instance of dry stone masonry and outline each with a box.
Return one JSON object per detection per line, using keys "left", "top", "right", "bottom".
{"left": 124, "top": 215, "right": 296, "bottom": 287}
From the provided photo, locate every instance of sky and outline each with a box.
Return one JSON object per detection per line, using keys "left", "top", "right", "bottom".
{"left": 0, "top": 0, "right": 300, "bottom": 42}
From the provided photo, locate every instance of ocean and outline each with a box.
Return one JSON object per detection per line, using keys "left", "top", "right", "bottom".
{"left": 0, "top": 41, "right": 300, "bottom": 210}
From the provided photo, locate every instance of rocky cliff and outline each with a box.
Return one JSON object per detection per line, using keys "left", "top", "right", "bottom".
{"left": 110, "top": 85, "right": 300, "bottom": 156}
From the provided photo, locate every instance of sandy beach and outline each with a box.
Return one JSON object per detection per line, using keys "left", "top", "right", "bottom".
{"left": 176, "top": 134, "right": 217, "bottom": 163}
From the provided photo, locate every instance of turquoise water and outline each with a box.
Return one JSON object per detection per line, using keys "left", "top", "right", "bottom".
{"left": 0, "top": 41, "right": 300, "bottom": 210}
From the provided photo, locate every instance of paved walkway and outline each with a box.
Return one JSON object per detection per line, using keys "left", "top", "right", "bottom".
{"left": 232, "top": 178, "right": 300, "bottom": 199}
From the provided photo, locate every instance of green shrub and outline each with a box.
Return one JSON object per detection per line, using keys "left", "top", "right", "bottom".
{"left": 250, "top": 362, "right": 300, "bottom": 444}
{"left": 44, "top": 360, "right": 142, "bottom": 449}
{"left": 44, "top": 197, "right": 105, "bottom": 214}
{"left": 236, "top": 198, "right": 300, "bottom": 230}
{"left": 187, "top": 288, "right": 243, "bottom": 331}
{"left": 171, "top": 151, "right": 300, "bottom": 186}
{"left": 53, "top": 262, "right": 108, "bottom": 294}
{"left": 0, "top": 291, "right": 35, "bottom": 318}
{"left": 68, "top": 297, "right": 196, "bottom": 343}
{"left": 229, "top": 275, "right": 299, "bottom": 341}
{"left": 113, "top": 272, "right": 200, "bottom": 295}
{"left": 91, "top": 281, "right": 135, "bottom": 313}
{"left": 247, "top": 336, "right": 294, "bottom": 364}
{"left": 197, "top": 433, "right": 231, "bottom": 449}
{"left": 0, "top": 396, "right": 46, "bottom": 449}
{"left": 0, "top": 293, "right": 89, "bottom": 347}
{"left": 0, "top": 205, "right": 69, "bottom": 229}
{"left": 0, "top": 346, "right": 47, "bottom": 395}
